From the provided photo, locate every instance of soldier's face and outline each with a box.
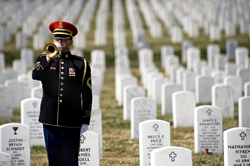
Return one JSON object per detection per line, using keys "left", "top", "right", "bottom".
{"left": 53, "top": 38, "right": 73, "bottom": 53}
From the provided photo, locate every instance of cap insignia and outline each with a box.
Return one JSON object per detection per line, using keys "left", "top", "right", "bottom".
{"left": 58, "top": 21, "right": 63, "bottom": 29}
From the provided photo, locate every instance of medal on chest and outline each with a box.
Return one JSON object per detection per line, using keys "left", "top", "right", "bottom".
{"left": 69, "top": 68, "right": 76, "bottom": 77}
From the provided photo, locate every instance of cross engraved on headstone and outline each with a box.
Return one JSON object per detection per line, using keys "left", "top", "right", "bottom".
{"left": 80, "top": 135, "right": 86, "bottom": 143}
{"left": 13, "top": 127, "right": 18, "bottom": 135}
{"left": 239, "top": 131, "right": 247, "bottom": 140}
{"left": 207, "top": 109, "right": 212, "bottom": 116}
{"left": 143, "top": 100, "right": 147, "bottom": 106}
{"left": 153, "top": 124, "right": 159, "bottom": 131}
{"left": 169, "top": 151, "right": 177, "bottom": 162}
{"left": 32, "top": 102, "right": 37, "bottom": 108}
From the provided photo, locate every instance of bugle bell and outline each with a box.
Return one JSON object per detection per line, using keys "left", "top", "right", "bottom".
{"left": 43, "top": 43, "right": 62, "bottom": 58}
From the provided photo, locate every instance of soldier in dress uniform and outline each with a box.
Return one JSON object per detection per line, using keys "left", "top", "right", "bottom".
{"left": 32, "top": 21, "right": 92, "bottom": 166}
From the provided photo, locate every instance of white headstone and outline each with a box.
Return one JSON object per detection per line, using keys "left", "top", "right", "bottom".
{"left": 244, "top": 82, "right": 250, "bottom": 96}
{"left": 0, "top": 123, "right": 30, "bottom": 166}
{"left": 123, "top": 85, "right": 145, "bottom": 120}
{"left": 212, "top": 84, "right": 234, "bottom": 118}
{"left": 226, "top": 39, "right": 238, "bottom": 60}
{"left": 139, "top": 119, "right": 170, "bottom": 166}
{"left": 195, "top": 76, "right": 214, "bottom": 103}
{"left": 78, "top": 131, "right": 100, "bottom": 166}
{"left": 161, "top": 83, "right": 182, "bottom": 115}
{"left": 131, "top": 97, "right": 157, "bottom": 139}
{"left": 194, "top": 105, "right": 223, "bottom": 154}
{"left": 31, "top": 86, "right": 43, "bottom": 98}
{"left": 88, "top": 108, "right": 103, "bottom": 157}
{"left": 5, "top": 79, "right": 22, "bottom": 108}
{"left": 151, "top": 146, "right": 192, "bottom": 166}
{"left": 224, "top": 127, "right": 250, "bottom": 166}
{"left": 0, "top": 85, "right": 12, "bottom": 120}
{"left": 207, "top": 44, "right": 220, "bottom": 67}
{"left": 186, "top": 47, "right": 200, "bottom": 70}
{"left": 20, "top": 48, "right": 34, "bottom": 68}
{"left": 236, "top": 47, "right": 248, "bottom": 68}
{"left": 224, "top": 76, "right": 242, "bottom": 102}
{"left": 238, "top": 97, "right": 250, "bottom": 128}
{"left": 172, "top": 91, "right": 196, "bottom": 128}
{"left": 21, "top": 98, "right": 44, "bottom": 146}
{"left": 181, "top": 40, "right": 193, "bottom": 63}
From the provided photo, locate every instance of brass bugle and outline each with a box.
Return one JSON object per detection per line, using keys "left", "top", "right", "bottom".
{"left": 43, "top": 43, "right": 61, "bottom": 58}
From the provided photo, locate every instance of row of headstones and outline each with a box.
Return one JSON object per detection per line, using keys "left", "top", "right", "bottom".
{"left": 123, "top": 83, "right": 250, "bottom": 140}
{"left": 74, "top": 0, "right": 98, "bottom": 49}
{"left": 113, "top": 0, "right": 127, "bottom": 47}
{"left": 158, "top": 0, "right": 250, "bottom": 41}
{"left": 0, "top": 0, "right": 88, "bottom": 50}
{"left": 124, "top": 0, "right": 148, "bottom": 50}
{"left": 138, "top": 118, "right": 250, "bottom": 166}
{"left": 138, "top": 0, "right": 163, "bottom": 39}
{"left": 94, "top": 0, "right": 110, "bottom": 46}
{"left": 0, "top": 117, "right": 249, "bottom": 166}
{"left": 114, "top": 43, "right": 250, "bottom": 165}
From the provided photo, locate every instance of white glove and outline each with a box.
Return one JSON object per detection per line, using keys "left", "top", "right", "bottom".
{"left": 80, "top": 124, "right": 88, "bottom": 135}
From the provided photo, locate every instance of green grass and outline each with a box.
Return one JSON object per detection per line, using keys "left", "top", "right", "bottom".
{"left": 1, "top": 0, "right": 249, "bottom": 165}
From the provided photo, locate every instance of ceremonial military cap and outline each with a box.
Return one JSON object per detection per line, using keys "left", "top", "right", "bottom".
{"left": 49, "top": 21, "right": 78, "bottom": 39}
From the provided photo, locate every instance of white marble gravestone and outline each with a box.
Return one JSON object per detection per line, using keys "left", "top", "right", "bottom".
{"left": 225, "top": 63, "right": 238, "bottom": 76}
{"left": 131, "top": 97, "right": 157, "bottom": 140}
{"left": 0, "top": 123, "right": 30, "bottom": 166}
{"left": 0, "top": 151, "right": 12, "bottom": 166}
{"left": 31, "top": 86, "right": 43, "bottom": 98}
{"left": 20, "top": 48, "right": 34, "bottom": 68}
{"left": 224, "top": 127, "right": 250, "bottom": 166}
{"left": 186, "top": 47, "right": 200, "bottom": 71}
{"left": 236, "top": 47, "right": 248, "bottom": 68}
{"left": 207, "top": 44, "right": 220, "bottom": 67}
{"left": 212, "top": 84, "right": 234, "bottom": 118}
{"left": 118, "top": 75, "right": 137, "bottom": 106}
{"left": 17, "top": 74, "right": 34, "bottom": 100}
{"left": 161, "top": 45, "right": 174, "bottom": 69}
{"left": 5, "top": 79, "right": 22, "bottom": 108}
{"left": 150, "top": 146, "right": 192, "bottom": 166}
{"left": 238, "top": 97, "right": 250, "bottom": 128}
{"left": 182, "top": 72, "right": 198, "bottom": 93}
{"left": 226, "top": 39, "right": 238, "bottom": 60}
{"left": 87, "top": 108, "right": 103, "bottom": 157}
{"left": 224, "top": 76, "right": 242, "bottom": 102}
{"left": 91, "top": 50, "right": 106, "bottom": 73}
{"left": 195, "top": 76, "right": 214, "bottom": 104}
{"left": 0, "top": 85, "right": 12, "bottom": 120}
{"left": 194, "top": 105, "right": 223, "bottom": 154}
{"left": 181, "top": 40, "right": 193, "bottom": 63}
{"left": 172, "top": 91, "right": 196, "bottom": 128}
{"left": 152, "top": 77, "right": 168, "bottom": 104}
{"left": 244, "top": 82, "right": 250, "bottom": 96}
{"left": 123, "top": 85, "right": 145, "bottom": 120}
{"left": 21, "top": 98, "right": 44, "bottom": 146}
{"left": 139, "top": 119, "right": 170, "bottom": 166}
{"left": 237, "top": 68, "right": 250, "bottom": 89}
{"left": 78, "top": 131, "right": 100, "bottom": 166}
{"left": 161, "top": 83, "right": 182, "bottom": 115}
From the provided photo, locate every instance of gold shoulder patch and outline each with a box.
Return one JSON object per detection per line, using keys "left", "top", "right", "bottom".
{"left": 33, "top": 62, "right": 44, "bottom": 70}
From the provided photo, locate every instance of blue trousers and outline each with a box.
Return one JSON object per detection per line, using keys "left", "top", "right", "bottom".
{"left": 43, "top": 125, "right": 80, "bottom": 166}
